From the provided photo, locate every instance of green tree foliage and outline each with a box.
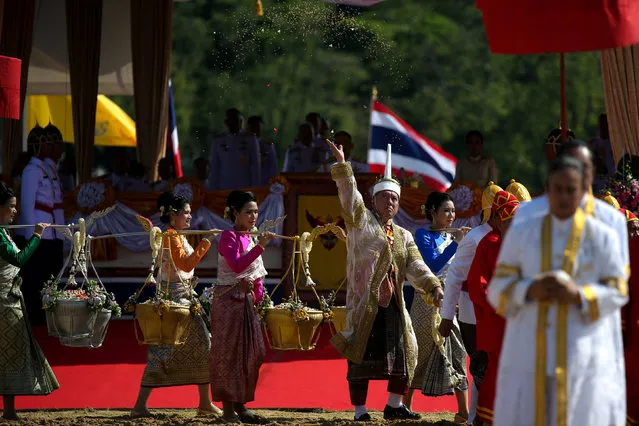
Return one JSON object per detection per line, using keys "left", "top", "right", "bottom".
{"left": 160, "top": 0, "right": 605, "bottom": 192}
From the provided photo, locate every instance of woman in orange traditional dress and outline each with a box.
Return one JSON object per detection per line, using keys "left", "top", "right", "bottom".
{"left": 131, "top": 192, "right": 222, "bottom": 417}
{"left": 210, "top": 190, "right": 275, "bottom": 423}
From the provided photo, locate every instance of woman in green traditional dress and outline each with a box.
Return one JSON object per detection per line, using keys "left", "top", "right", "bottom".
{"left": 0, "top": 181, "right": 58, "bottom": 421}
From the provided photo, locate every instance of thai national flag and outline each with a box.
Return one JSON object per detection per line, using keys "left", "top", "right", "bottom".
{"left": 166, "top": 79, "right": 183, "bottom": 178}
{"left": 368, "top": 99, "right": 457, "bottom": 192}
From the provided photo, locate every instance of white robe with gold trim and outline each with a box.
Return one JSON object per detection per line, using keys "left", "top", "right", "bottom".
{"left": 488, "top": 211, "right": 628, "bottom": 426}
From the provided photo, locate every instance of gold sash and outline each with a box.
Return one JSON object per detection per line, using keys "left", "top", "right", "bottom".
{"left": 535, "top": 208, "right": 586, "bottom": 426}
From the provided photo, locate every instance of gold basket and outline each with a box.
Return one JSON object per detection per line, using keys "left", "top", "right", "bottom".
{"left": 134, "top": 302, "right": 191, "bottom": 346}
{"left": 329, "top": 306, "right": 347, "bottom": 335}
{"left": 263, "top": 307, "right": 324, "bottom": 351}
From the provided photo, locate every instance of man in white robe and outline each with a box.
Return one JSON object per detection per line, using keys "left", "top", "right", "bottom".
{"left": 488, "top": 156, "right": 628, "bottom": 426}
{"left": 512, "top": 139, "right": 628, "bottom": 266}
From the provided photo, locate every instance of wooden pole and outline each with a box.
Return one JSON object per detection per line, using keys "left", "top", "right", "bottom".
{"left": 560, "top": 53, "right": 568, "bottom": 141}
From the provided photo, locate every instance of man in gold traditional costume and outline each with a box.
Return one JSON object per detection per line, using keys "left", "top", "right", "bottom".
{"left": 326, "top": 140, "right": 444, "bottom": 422}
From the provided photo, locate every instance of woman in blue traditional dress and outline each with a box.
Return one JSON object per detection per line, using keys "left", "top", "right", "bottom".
{"left": 404, "top": 192, "right": 470, "bottom": 424}
{"left": 0, "top": 181, "right": 58, "bottom": 421}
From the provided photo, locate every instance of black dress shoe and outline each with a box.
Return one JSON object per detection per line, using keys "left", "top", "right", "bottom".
{"left": 354, "top": 412, "right": 372, "bottom": 421}
{"left": 383, "top": 404, "right": 421, "bottom": 420}
{"left": 237, "top": 411, "right": 267, "bottom": 424}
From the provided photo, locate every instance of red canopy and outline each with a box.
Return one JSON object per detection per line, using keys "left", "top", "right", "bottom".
{"left": 477, "top": 0, "right": 639, "bottom": 54}
{"left": 0, "top": 55, "right": 22, "bottom": 120}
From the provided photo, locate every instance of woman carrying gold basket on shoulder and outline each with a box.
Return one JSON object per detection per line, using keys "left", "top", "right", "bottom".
{"left": 131, "top": 192, "right": 221, "bottom": 418}
{"left": 211, "top": 190, "right": 275, "bottom": 424}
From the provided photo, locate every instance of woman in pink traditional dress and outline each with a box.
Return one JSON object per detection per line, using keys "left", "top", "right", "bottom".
{"left": 210, "top": 190, "right": 275, "bottom": 423}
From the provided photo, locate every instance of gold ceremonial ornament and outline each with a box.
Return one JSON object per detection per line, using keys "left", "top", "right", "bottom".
{"left": 505, "top": 179, "right": 532, "bottom": 202}
{"left": 599, "top": 191, "right": 620, "bottom": 209}
{"left": 481, "top": 181, "right": 503, "bottom": 223}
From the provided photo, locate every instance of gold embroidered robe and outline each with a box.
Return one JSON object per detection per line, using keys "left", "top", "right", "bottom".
{"left": 329, "top": 162, "right": 441, "bottom": 384}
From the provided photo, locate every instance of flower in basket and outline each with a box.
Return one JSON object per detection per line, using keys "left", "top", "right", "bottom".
{"left": 152, "top": 289, "right": 172, "bottom": 315}
{"left": 256, "top": 293, "right": 274, "bottom": 321}
{"left": 156, "top": 301, "right": 171, "bottom": 314}
{"left": 190, "top": 301, "right": 203, "bottom": 315}
{"left": 318, "top": 293, "right": 336, "bottom": 321}
{"left": 295, "top": 308, "right": 310, "bottom": 322}
{"left": 41, "top": 277, "right": 62, "bottom": 311}
{"left": 276, "top": 296, "right": 312, "bottom": 323}
{"left": 105, "top": 293, "right": 122, "bottom": 317}
{"left": 123, "top": 294, "right": 137, "bottom": 313}
{"left": 199, "top": 285, "right": 214, "bottom": 313}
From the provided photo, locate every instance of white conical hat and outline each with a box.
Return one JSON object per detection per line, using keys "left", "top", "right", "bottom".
{"left": 373, "top": 144, "right": 401, "bottom": 197}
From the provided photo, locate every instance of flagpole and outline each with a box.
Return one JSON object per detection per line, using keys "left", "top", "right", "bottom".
{"left": 366, "top": 86, "right": 377, "bottom": 165}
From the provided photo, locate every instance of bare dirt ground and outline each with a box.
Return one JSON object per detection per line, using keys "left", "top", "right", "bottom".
{"left": 0, "top": 409, "right": 458, "bottom": 425}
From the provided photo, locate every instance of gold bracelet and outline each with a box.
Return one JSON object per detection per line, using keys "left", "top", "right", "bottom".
{"left": 32, "top": 232, "right": 42, "bottom": 239}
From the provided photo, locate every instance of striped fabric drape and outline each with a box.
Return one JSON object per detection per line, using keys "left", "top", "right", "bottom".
{"left": 65, "top": 0, "right": 103, "bottom": 184}
{"left": 601, "top": 45, "right": 639, "bottom": 163}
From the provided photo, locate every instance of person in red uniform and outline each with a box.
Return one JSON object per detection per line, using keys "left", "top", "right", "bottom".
{"left": 467, "top": 192, "right": 520, "bottom": 426}
{"left": 620, "top": 208, "right": 639, "bottom": 426}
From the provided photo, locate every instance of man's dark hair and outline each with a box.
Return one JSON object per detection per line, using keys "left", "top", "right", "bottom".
{"left": 247, "top": 115, "right": 263, "bottom": 125}
{"left": 226, "top": 108, "right": 242, "bottom": 119}
{"left": 556, "top": 139, "right": 593, "bottom": 160}
{"left": 548, "top": 155, "right": 586, "bottom": 188}
{"left": 465, "top": 130, "right": 484, "bottom": 143}
{"left": 334, "top": 130, "right": 351, "bottom": 141}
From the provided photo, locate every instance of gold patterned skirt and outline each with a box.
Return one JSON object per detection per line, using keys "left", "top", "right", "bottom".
{"left": 0, "top": 278, "right": 59, "bottom": 395}
{"left": 409, "top": 294, "right": 468, "bottom": 395}
{"left": 141, "top": 283, "right": 210, "bottom": 387}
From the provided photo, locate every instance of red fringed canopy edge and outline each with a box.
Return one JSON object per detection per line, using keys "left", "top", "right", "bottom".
{"left": 0, "top": 55, "right": 22, "bottom": 119}
{"left": 477, "top": 0, "right": 639, "bottom": 54}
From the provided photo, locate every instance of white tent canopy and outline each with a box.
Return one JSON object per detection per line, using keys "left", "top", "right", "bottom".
{"left": 27, "top": 0, "right": 186, "bottom": 95}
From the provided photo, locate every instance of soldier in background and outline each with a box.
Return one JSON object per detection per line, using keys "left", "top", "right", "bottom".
{"left": 208, "top": 108, "right": 261, "bottom": 190}
{"left": 43, "top": 124, "right": 65, "bottom": 231}
{"left": 306, "top": 112, "right": 332, "bottom": 158}
{"left": 193, "top": 157, "right": 210, "bottom": 188}
{"left": 123, "top": 161, "right": 151, "bottom": 191}
{"left": 16, "top": 124, "right": 65, "bottom": 325}
{"left": 151, "top": 158, "right": 174, "bottom": 192}
{"left": 247, "top": 115, "right": 277, "bottom": 186}
{"left": 283, "top": 123, "right": 329, "bottom": 172}
{"left": 318, "top": 131, "right": 369, "bottom": 173}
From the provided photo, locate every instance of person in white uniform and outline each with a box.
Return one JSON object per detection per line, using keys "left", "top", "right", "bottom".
{"left": 16, "top": 124, "right": 66, "bottom": 325}
{"left": 43, "top": 124, "right": 65, "bottom": 230}
{"left": 208, "top": 108, "right": 261, "bottom": 190}
{"left": 512, "top": 139, "right": 628, "bottom": 266}
{"left": 488, "top": 156, "right": 628, "bottom": 426}
{"left": 438, "top": 181, "right": 503, "bottom": 425}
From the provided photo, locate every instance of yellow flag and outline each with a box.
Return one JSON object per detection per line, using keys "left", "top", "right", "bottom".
{"left": 27, "top": 95, "right": 136, "bottom": 147}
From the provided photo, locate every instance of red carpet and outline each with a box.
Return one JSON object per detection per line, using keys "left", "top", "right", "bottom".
{"left": 3, "top": 321, "right": 458, "bottom": 412}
